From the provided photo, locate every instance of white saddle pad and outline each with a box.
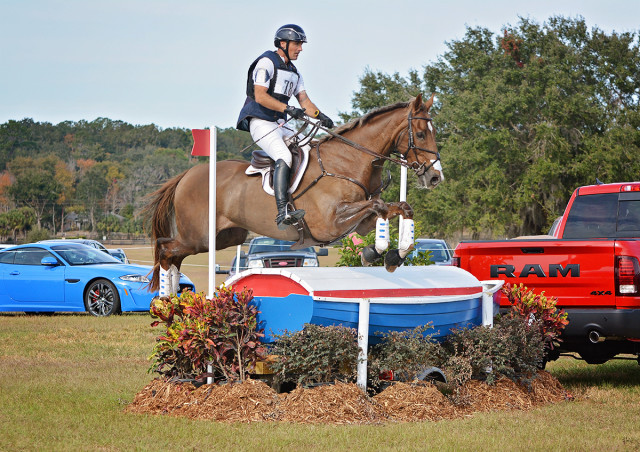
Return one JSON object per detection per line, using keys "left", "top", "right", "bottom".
{"left": 245, "top": 143, "right": 310, "bottom": 197}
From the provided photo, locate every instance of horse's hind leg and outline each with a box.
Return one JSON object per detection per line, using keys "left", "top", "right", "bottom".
{"left": 341, "top": 200, "right": 415, "bottom": 270}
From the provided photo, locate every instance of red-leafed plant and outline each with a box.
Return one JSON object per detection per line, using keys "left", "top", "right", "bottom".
{"left": 149, "top": 287, "right": 265, "bottom": 383}
{"left": 501, "top": 283, "right": 569, "bottom": 351}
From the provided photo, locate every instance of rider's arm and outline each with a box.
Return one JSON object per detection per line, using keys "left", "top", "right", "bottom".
{"left": 254, "top": 85, "right": 289, "bottom": 113}
{"left": 296, "top": 91, "right": 321, "bottom": 118}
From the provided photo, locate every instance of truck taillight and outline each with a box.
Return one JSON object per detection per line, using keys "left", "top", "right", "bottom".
{"left": 615, "top": 256, "right": 640, "bottom": 295}
{"left": 620, "top": 184, "right": 640, "bottom": 192}
{"left": 451, "top": 256, "right": 460, "bottom": 267}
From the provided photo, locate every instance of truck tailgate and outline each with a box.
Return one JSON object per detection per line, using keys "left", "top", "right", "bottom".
{"left": 456, "top": 239, "right": 616, "bottom": 309}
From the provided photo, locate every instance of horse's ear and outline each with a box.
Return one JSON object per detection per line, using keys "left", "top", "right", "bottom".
{"left": 424, "top": 93, "right": 435, "bottom": 111}
{"left": 411, "top": 94, "right": 423, "bottom": 112}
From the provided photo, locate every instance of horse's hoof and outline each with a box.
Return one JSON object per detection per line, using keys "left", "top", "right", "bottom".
{"left": 361, "top": 244, "right": 382, "bottom": 266}
{"left": 384, "top": 249, "right": 405, "bottom": 272}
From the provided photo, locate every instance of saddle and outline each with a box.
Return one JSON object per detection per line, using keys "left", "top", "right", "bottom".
{"left": 245, "top": 142, "right": 310, "bottom": 196}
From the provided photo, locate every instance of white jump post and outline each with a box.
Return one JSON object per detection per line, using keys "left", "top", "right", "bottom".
{"left": 399, "top": 165, "right": 408, "bottom": 238}
{"left": 206, "top": 128, "right": 217, "bottom": 384}
{"left": 208, "top": 127, "right": 216, "bottom": 300}
{"left": 356, "top": 298, "right": 370, "bottom": 391}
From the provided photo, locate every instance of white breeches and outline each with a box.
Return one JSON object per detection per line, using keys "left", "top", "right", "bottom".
{"left": 250, "top": 118, "right": 297, "bottom": 167}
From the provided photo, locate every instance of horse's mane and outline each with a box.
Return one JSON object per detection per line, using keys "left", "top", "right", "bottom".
{"left": 317, "top": 101, "right": 410, "bottom": 144}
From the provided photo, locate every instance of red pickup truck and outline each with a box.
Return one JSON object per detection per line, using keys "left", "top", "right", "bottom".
{"left": 453, "top": 181, "right": 640, "bottom": 364}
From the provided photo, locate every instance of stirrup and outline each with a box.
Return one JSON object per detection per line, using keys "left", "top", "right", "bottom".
{"left": 276, "top": 204, "right": 305, "bottom": 229}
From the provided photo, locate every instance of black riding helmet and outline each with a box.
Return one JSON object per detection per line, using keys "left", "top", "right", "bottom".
{"left": 274, "top": 24, "right": 307, "bottom": 62}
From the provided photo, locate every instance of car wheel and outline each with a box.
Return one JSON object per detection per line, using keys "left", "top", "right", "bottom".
{"left": 84, "top": 279, "right": 121, "bottom": 316}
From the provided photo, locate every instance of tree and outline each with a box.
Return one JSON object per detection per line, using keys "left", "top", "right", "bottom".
{"left": 345, "top": 16, "right": 640, "bottom": 239}
{"left": 7, "top": 155, "right": 65, "bottom": 229}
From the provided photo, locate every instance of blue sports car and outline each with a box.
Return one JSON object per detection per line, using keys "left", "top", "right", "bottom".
{"left": 0, "top": 242, "right": 195, "bottom": 316}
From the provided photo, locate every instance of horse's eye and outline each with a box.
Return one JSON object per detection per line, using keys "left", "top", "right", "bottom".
{"left": 416, "top": 132, "right": 425, "bottom": 139}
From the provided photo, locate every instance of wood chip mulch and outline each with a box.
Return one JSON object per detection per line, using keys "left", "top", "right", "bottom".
{"left": 125, "top": 370, "right": 572, "bottom": 424}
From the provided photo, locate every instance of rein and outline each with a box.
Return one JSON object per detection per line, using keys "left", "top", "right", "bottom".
{"left": 292, "top": 110, "right": 438, "bottom": 201}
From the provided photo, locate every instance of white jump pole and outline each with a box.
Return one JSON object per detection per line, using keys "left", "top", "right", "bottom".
{"left": 356, "top": 298, "right": 370, "bottom": 391}
{"left": 206, "top": 128, "right": 216, "bottom": 385}
{"left": 208, "top": 127, "right": 216, "bottom": 299}
{"left": 399, "top": 166, "right": 408, "bottom": 238}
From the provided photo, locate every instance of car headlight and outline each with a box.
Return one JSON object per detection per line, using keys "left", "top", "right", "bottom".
{"left": 247, "top": 259, "right": 264, "bottom": 269}
{"left": 303, "top": 258, "right": 318, "bottom": 267}
{"left": 120, "top": 274, "right": 150, "bottom": 283}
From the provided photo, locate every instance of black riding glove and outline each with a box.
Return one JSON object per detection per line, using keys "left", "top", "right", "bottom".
{"left": 285, "top": 105, "right": 306, "bottom": 120}
{"left": 316, "top": 111, "right": 334, "bottom": 129}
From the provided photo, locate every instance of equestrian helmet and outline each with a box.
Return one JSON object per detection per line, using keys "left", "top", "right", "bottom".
{"left": 274, "top": 24, "right": 307, "bottom": 46}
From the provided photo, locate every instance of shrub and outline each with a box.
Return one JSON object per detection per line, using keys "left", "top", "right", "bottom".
{"left": 26, "top": 227, "right": 50, "bottom": 242}
{"left": 269, "top": 324, "right": 360, "bottom": 387}
{"left": 148, "top": 287, "right": 265, "bottom": 382}
{"left": 501, "top": 283, "right": 569, "bottom": 352}
{"left": 440, "top": 283, "right": 566, "bottom": 386}
{"left": 368, "top": 324, "right": 442, "bottom": 388}
{"left": 441, "top": 316, "right": 545, "bottom": 386}
{"left": 336, "top": 222, "right": 433, "bottom": 267}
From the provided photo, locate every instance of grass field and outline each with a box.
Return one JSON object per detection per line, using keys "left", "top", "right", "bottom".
{"left": 2, "top": 312, "right": 640, "bottom": 451}
{"left": 2, "top": 245, "right": 640, "bottom": 450}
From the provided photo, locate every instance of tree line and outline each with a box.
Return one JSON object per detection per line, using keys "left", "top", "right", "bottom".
{"left": 0, "top": 119, "right": 256, "bottom": 242}
{"left": 2, "top": 15, "right": 638, "bottom": 244}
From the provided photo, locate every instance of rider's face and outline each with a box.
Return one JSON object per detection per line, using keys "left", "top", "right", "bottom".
{"left": 284, "top": 41, "right": 303, "bottom": 60}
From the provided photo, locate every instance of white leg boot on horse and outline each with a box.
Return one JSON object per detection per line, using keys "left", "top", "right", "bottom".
{"left": 361, "top": 217, "right": 389, "bottom": 266}
{"left": 158, "top": 264, "right": 180, "bottom": 297}
{"left": 158, "top": 266, "right": 170, "bottom": 298}
{"left": 274, "top": 159, "right": 305, "bottom": 230}
{"left": 385, "top": 218, "right": 415, "bottom": 272}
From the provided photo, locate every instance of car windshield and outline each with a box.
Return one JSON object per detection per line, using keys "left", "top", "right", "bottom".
{"left": 249, "top": 239, "right": 314, "bottom": 254}
{"left": 415, "top": 242, "right": 450, "bottom": 262}
{"left": 52, "top": 244, "right": 122, "bottom": 266}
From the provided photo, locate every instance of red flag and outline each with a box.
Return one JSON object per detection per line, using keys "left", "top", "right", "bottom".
{"left": 191, "top": 129, "right": 210, "bottom": 156}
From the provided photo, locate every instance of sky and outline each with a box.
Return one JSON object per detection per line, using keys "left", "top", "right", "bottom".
{"left": 1, "top": 0, "right": 639, "bottom": 130}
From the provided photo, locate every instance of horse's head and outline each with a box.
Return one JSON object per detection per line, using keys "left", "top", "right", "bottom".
{"left": 394, "top": 94, "right": 443, "bottom": 189}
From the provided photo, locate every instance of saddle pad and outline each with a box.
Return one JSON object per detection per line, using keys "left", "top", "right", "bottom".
{"left": 245, "top": 143, "right": 310, "bottom": 197}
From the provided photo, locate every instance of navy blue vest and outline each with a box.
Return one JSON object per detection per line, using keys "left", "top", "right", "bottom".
{"left": 236, "top": 50, "right": 299, "bottom": 131}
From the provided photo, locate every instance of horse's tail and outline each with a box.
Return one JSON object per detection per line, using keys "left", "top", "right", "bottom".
{"left": 142, "top": 168, "right": 190, "bottom": 291}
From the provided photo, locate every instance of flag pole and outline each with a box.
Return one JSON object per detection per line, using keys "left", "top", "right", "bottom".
{"left": 208, "top": 127, "right": 216, "bottom": 299}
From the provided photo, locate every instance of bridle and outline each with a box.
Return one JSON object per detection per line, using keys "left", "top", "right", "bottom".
{"left": 291, "top": 107, "right": 441, "bottom": 201}
{"left": 392, "top": 111, "right": 441, "bottom": 176}
{"left": 296, "top": 108, "right": 440, "bottom": 177}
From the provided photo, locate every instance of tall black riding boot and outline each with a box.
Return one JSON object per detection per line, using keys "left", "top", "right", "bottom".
{"left": 274, "top": 159, "right": 305, "bottom": 230}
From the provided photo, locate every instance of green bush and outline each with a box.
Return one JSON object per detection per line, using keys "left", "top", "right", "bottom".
{"left": 441, "top": 316, "right": 544, "bottom": 386}
{"left": 368, "top": 324, "right": 441, "bottom": 388}
{"left": 268, "top": 324, "right": 360, "bottom": 387}
{"left": 440, "top": 284, "right": 566, "bottom": 386}
{"left": 335, "top": 223, "right": 433, "bottom": 267}
{"left": 25, "top": 227, "right": 50, "bottom": 242}
{"left": 148, "top": 287, "right": 265, "bottom": 382}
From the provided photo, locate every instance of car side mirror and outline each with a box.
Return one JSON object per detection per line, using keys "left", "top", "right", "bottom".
{"left": 240, "top": 251, "right": 247, "bottom": 258}
{"left": 41, "top": 256, "right": 59, "bottom": 266}
{"left": 317, "top": 248, "right": 329, "bottom": 256}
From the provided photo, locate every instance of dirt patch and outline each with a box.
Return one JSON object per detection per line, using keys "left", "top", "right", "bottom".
{"left": 126, "top": 371, "right": 572, "bottom": 424}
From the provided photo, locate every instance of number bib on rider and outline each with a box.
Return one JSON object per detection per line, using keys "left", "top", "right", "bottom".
{"left": 272, "top": 69, "right": 300, "bottom": 99}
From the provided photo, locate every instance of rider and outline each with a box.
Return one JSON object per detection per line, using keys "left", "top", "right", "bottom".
{"left": 237, "top": 24, "right": 334, "bottom": 230}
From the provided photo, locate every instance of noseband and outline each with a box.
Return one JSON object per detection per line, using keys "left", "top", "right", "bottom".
{"left": 394, "top": 111, "right": 441, "bottom": 176}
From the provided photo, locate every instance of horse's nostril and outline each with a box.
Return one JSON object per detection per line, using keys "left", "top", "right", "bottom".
{"left": 430, "top": 176, "right": 441, "bottom": 186}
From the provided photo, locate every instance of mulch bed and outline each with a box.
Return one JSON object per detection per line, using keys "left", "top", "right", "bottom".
{"left": 125, "top": 371, "right": 572, "bottom": 424}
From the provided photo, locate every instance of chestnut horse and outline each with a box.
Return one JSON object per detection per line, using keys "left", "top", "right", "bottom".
{"left": 144, "top": 94, "right": 443, "bottom": 293}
